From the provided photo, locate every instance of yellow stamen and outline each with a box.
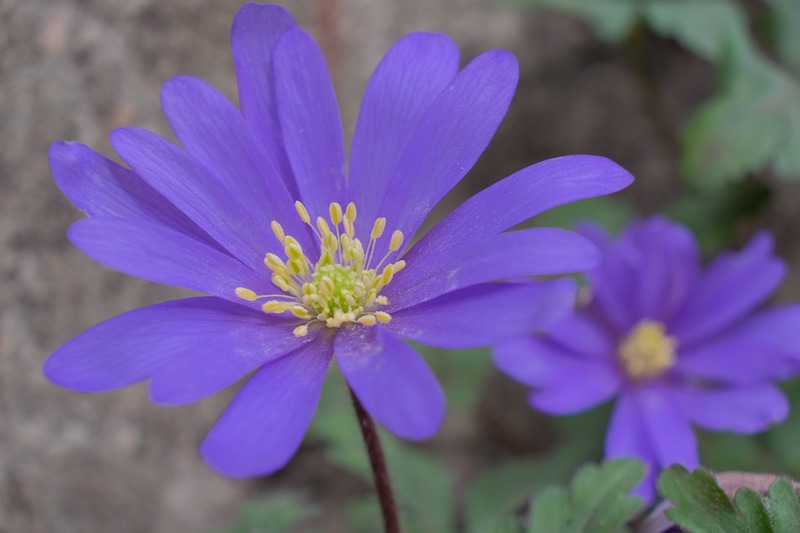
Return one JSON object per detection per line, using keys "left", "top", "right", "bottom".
{"left": 618, "top": 320, "right": 678, "bottom": 380}
{"left": 234, "top": 287, "right": 258, "bottom": 301}
{"left": 270, "top": 221, "right": 285, "bottom": 242}
{"left": 295, "top": 200, "right": 311, "bottom": 224}
{"left": 329, "top": 202, "right": 343, "bottom": 225}
{"left": 235, "top": 201, "right": 407, "bottom": 336}
{"left": 389, "top": 230, "right": 404, "bottom": 252}
{"left": 370, "top": 217, "right": 386, "bottom": 240}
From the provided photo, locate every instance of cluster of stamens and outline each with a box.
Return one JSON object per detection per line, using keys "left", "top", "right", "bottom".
{"left": 618, "top": 320, "right": 678, "bottom": 380}
{"left": 235, "top": 201, "right": 406, "bottom": 337}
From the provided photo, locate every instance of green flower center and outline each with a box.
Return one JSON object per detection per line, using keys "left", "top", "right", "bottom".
{"left": 235, "top": 201, "right": 406, "bottom": 337}
{"left": 618, "top": 320, "right": 678, "bottom": 379}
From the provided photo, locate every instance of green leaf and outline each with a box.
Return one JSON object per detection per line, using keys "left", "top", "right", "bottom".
{"left": 215, "top": 492, "right": 317, "bottom": 533}
{"left": 681, "top": 47, "right": 800, "bottom": 186}
{"left": 527, "top": 487, "right": 569, "bottom": 532}
{"left": 659, "top": 466, "right": 739, "bottom": 533}
{"left": 767, "top": 478, "right": 800, "bottom": 532}
{"left": 641, "top": 0, "right": 754, "bottom": 62}
{"left": 526, "top": 459, "right": 645, "bottom": 533}
{"left": 734, "top": 488, "right": 774, "bottom": 533}
{"left": 659, "top": 465, "right": 800, "bottom": 533}
{"left": 763, "top": 0, "right": 800, "bottom": 74}
{"left": 465, "top": 440, "right": 595, "bottom": 531}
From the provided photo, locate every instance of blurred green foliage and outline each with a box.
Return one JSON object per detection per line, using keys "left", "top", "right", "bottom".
{"left": 214, "top": 492, "right": 318, "bottom": 533}
{"left": 508, "top": 0, "right": 800, "bottom": 187}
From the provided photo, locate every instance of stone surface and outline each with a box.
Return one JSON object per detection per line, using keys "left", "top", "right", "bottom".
{"left": 1, "top": 0, "right": 796, "bottom": 531}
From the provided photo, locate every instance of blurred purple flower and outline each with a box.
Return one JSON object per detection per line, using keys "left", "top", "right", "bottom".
{"left": 44, "top": 3, "right": 632, "bottom": 477}
{"left": 494, "top": 216, "right": 800, "bottom": 502}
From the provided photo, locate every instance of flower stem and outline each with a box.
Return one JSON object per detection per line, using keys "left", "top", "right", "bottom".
{"left": 349, "top": 388, "right": 400, "bottom": 533}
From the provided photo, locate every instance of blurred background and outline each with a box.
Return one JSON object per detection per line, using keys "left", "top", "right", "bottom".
{"left": 2, "top": 0, "right": 800, "bottom": 531}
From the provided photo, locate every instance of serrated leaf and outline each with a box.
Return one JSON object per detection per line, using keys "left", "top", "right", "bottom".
{"left": 767, "top": 478, "right": 800, "bottom": 532}
{"left": 659, "top": 466, "right": 800, "bottom": 533}
{"left": 526, "top": 459, "right": 645, "bottom": 533}
{"left": 659, "top": 466, "right": 739, "bottom": 533}
{"left": 734, "top": 488, "right": 774, "bottom": 533}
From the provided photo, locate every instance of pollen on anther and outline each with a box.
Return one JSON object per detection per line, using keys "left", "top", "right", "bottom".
{"left": 242, "top": 201, "right": 406, "bottom": 336}
{"left": 235, "top": 287, "right": 258, "bottom": 301}
{"left": 389, "top": 230, "right": 404, "bottom": 252}
{"left": 295, "top": 200, "right": 311, "bottom": 224}
{"left": 329, "top": 202, "right": 343, "bottom": 225}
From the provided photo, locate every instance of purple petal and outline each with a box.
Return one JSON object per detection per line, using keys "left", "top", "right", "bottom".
{"left": 377, "top": 50, "right": 519, "bottom": 248}
{"left": 673, "top": 384, "right": 788, "bottom": 434}
{"left": 274, "top": 27, "right": 345, "bottom": 216}
{"left": 605, "top": 393, "right": 658, "bottom": 503}
{"left": 160, "top": 76, "right": 312, "bottom": 252}
{"left": 528, "top": 374, "right": 619, "bottom": 415}
{"left": 577, "top": 222, "right": 638, "bottom": 333}
{"left": 676, "top": 305, "right": 800, "bottom": 384}
{"left": 636, "top": 386, "right": 698, "bottom": 470}
{"left": 387, "top": 227, "right": 598, "bottom": 309}
{"left": 627, "top": 217, "right": 700, "bottom": 323}
{"left": 493, "top": 335, "right": 595, "bottom": 387}
{"left": 110, "top": 127, "right": 274, "bottom": 269}
{"left": 44, "top": 298, "right": 268, "bottom": 392}
{"left": 670, "top": 232, "right": 786, "bottom": 345}
{"left": 68, "top": 217, "right": 270, "bottom": 305}
{"left": 336, "top": 327, "right": 445, "bottom": 440}
{"left": 402, "top": 155, "right": 634, "bottom": 280}
{"left": 492, "top": 334, "right": 621, "bottom": 405}
{"left": 201, "top": 337, "right": 333, "bottom": 478}
{"left": 348, "top": 33, "right": 459, "bottom": 231}
{"left": 545, "top": 313, "right": 616, "bottom": 360}
{"left": 230, "top": 3, "right": 297, "bottom": 197}
{"left": 49, "top": 141, "right": 213, "bottom": 244}
{"left": 149, "top": 324, "right": 314, "bottom": 406}
{"left": 388, "top": 280, "right": 576, "bottom": 349}
{"left": 580, "top": 217, "right": 700, "bottom": 334}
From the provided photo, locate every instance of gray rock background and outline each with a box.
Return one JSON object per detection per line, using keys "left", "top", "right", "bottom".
{"left": 1, "top": 0, "right": 797, "bottom": 531}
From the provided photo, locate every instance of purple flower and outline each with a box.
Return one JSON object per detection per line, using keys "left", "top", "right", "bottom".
{"left": 45, "top": 3, "right": 632, "bottom": 478}
{"left": 493, "top": 216, "right": 800, "bottom": 502}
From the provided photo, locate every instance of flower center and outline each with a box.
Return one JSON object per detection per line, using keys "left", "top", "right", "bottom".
{"left": 235, "top": 201, "right": 406, "bottom": 337}
{"left": 618, "top": 320, "right": 678, "bottom": 380}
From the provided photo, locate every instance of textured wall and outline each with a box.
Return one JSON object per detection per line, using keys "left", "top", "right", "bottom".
{"left": 0, "top": 0, "right": 747, "bottom": 531}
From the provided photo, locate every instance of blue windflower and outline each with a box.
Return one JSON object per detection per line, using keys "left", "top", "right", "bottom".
{"left": 494, "top": 216, "right": 800, "bottom": 501}
{"left": 45, "top": 3, "right": 632, "bottom": 477}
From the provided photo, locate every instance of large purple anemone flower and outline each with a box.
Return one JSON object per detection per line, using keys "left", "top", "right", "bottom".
{"left": 493, "top": 216, "right": 800, "bottom": 502}
{"left": 45, "top": 3, "right": 633, "bottom": 477}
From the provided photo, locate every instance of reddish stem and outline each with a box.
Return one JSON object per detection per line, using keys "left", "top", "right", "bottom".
{"left": 350, "top": 388, "right": 401, "bottom": 533}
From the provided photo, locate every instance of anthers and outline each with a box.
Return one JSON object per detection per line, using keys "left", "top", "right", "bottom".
{"left": 618, "top": 320, "right": 678, "bottom": 380}
{"left": 235, "top": 201, "right": 405, "bottom": 337}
